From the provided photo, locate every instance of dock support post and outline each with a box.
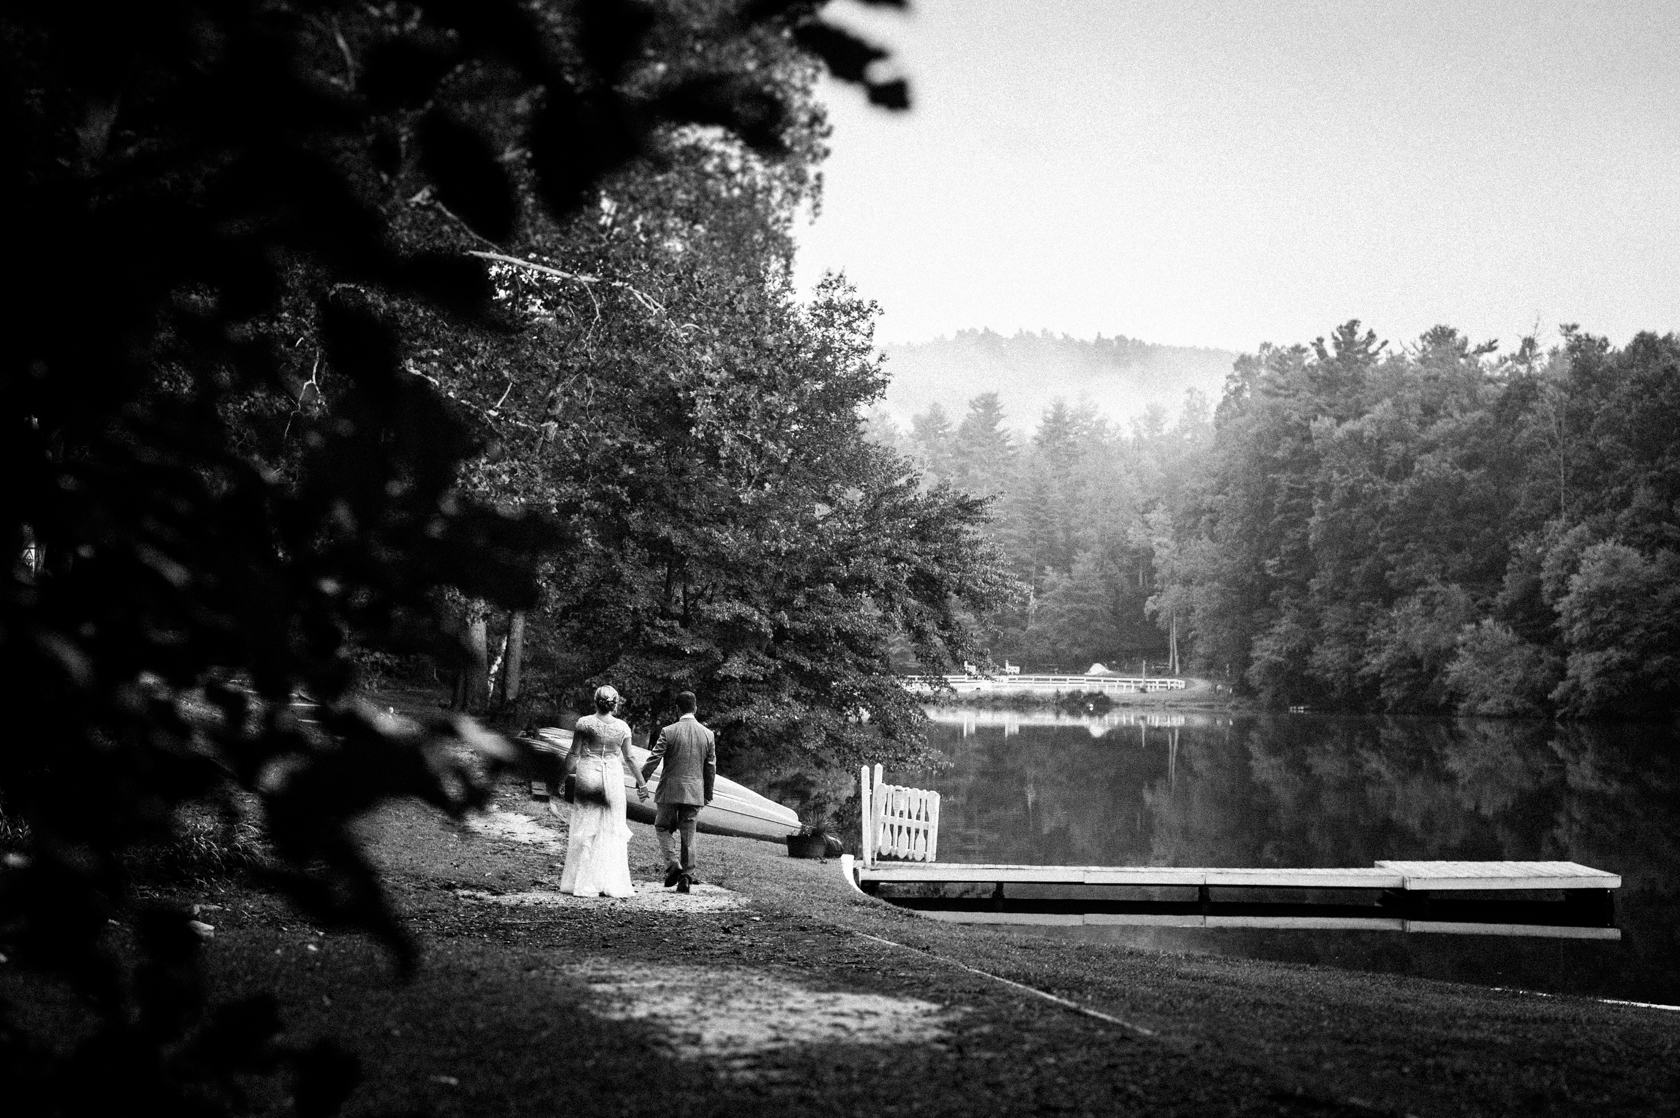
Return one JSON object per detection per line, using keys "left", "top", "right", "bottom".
{"left": 1198, "top": 884, "right": 1210, "bottom": 916}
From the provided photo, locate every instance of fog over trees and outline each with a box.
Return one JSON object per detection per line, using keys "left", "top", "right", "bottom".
{"left": 879, "top": 329, "right": 1234, "bottom": 433}
{"left": 887, "top": 322, "right": 1680, "bottom": 720}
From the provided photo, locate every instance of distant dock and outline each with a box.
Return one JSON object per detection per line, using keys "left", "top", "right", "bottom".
{"left": 903, "top": 673, "right": 1188, "bottom": 695}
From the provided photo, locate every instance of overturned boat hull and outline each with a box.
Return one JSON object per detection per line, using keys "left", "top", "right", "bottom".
{"left": 530, "top": 728, "right": 801, "bottom": 842}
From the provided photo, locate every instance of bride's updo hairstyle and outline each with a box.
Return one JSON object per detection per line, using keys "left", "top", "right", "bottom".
{"left": 592, "top": 684, "right": 620, "bottom": 715}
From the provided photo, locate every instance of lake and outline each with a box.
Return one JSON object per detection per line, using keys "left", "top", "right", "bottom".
{"left": 882, "top": 708, "right": 1680, "bottom": 1005}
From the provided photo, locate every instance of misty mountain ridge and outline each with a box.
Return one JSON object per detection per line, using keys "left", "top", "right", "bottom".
{"left": 879, "top": 328, "right": 1237, "bottom": 434}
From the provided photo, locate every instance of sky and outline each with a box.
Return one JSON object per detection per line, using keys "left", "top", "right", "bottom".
{"left": 791, "top": 0, "right": 1680, "bottom": 354}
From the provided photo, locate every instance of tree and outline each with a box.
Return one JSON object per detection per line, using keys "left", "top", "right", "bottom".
{"left": 950, "top": 391, "right": 1015, "bottom": 496}
{"left": 1360, "top": 583, "right": 1479, "bottom": 711}
{"left": 1551, "top": 543, "right": 1680, "bottom": 718}
{"left": 1179, "top": 341, "right": 1322, "bottom": 702}
{"left": 499, "top": 264, "right": 1015, "bottom": 763}
{"left": 909, "top": 402, "right": 956, "bottom": 481}
{"left": 863, "top": 406, "right": 909, "bottom": 457}
{"left": 363, "top": 10, "right": 841, "bottom": 715}
{"left": 1028, "top": 545, "right": 1158, "bottom": 669}
{"left": 1446, "top": 620, "right": 1561, "bottom": 718}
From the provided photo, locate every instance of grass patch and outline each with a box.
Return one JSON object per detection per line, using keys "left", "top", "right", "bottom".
{"left": 125, "top": 808, "right": 271, "bottom": 884}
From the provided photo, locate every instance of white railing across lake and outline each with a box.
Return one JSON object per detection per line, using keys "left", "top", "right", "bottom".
{"left": 902, "top": 673, "right": 1187, "bottom": 695}
{"left": 860, "top": 763, "right": 939, "bottom": 863}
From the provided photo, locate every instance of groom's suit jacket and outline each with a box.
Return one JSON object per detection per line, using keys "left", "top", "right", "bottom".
{"left": 641, "top": 714, "right": 716, "bottom": 806}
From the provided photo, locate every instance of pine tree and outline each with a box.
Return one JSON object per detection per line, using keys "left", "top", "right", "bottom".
{"left": 951, "top": 392, "right": 1016, "bottom": 496}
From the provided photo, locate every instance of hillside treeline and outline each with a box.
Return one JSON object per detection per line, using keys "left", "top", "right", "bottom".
{"left": 890, "top": 322, "right": 1680, "bottom": 719}
{"left": 1161, "top": 322, "right": 1680, "bottom": 719}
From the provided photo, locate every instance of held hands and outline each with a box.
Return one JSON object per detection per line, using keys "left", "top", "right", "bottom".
{"left": 636, "top": 784, "right": 650, "bottom": 802}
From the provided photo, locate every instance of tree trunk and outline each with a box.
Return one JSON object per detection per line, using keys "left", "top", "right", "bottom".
{"left": 465, "top": 599, "right": 490, "bottom": 712}
{"left": 442, "top": 604, "right": 468, "bottom": 710}
{"left": 487, "top": 631, "right": 508, "bottom": 705}
{"left": 503, "top": 611, "right": 525, "bottom": 704}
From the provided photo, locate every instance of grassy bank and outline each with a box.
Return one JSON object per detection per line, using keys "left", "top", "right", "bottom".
{"left": 9, "top": 762, "right": 1676, "bottom": 1118}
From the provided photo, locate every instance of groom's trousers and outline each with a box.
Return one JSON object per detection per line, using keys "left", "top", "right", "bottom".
{"left": 655, "top": 803, "right": 700, "bottom": 872}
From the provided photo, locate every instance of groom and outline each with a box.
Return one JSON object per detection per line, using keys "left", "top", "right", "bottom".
{"left": 640, "top": 691, "right": 716, "bottom": 894}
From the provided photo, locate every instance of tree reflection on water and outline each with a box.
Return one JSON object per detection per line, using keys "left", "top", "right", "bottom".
{"left": 891, "top": 711, "right": 1680, "bottom": 1003}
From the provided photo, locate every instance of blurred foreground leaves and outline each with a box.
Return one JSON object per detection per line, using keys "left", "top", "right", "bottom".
{"left": 0, "top": 0, "right": 907, "bottom": 1112}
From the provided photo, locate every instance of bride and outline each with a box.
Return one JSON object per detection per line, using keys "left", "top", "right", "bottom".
{"left": 557, "top": 684, "right": 650, "bottom": 898}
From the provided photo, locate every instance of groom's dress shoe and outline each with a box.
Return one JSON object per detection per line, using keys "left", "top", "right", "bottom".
{"left": 676, "top": 874, "right": 691, "bottom": 894}
{"left": 663, "top": 864, "right": 683, "bottom": 887}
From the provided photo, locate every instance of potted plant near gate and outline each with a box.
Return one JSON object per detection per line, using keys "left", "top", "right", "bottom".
{"left": 786, "top": 824, "right": 830, "bottom": 859}
{"left": 780, "top": 789, "right": 849, "bottom": 858}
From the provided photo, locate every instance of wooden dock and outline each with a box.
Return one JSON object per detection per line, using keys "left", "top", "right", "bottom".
{"left": 838, "top": 857, "right": 1623, "bottom": 938}
{"left": 846, "top": 766, "right": 1622, "bottom": 938}
{"left": 851, "top": 859, "right": 1620, "bottom": 892}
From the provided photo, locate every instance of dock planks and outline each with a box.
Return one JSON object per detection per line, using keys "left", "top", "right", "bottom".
{"left": 853, "top": 859, "right": 1617, "bottom": 892}
{"left": 1373, "top": 860, "right": 1621, "bottom": 890}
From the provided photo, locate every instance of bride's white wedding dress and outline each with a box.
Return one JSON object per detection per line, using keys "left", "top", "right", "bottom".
{"left": 559, "top": 713, "right": 635, "bottom": 899}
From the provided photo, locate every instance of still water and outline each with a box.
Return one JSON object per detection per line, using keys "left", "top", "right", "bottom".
{"left": 884, "top": 709, "right": 1680, "bottom": 1004}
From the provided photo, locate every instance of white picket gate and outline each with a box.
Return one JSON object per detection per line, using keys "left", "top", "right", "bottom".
{"left": 859, "top": 763, "right": 940, "bottom": 864}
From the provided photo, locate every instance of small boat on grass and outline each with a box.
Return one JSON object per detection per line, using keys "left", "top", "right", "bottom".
{"left": 528, "top": 727, "right": 801, "bottom": 843}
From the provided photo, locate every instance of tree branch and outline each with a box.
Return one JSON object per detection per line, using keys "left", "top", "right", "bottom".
{"left": 468, "top": 251, "right": 667, "bottom": 317}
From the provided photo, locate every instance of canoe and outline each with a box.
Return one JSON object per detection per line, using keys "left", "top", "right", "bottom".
{"left": 529, "top": 727, "right": 801, "bottom": 843}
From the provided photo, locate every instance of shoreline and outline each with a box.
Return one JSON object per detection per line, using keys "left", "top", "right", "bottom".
{"left": 920, "top": 674, "right": 1249, "bottom": 714}
{"left": 13, "top": 768, "right": 1672, "bottom": 1116}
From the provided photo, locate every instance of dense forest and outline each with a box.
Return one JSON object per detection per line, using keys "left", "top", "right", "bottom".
{"left": 874, "top": 387, "right": 1208, "bottom": 674}
{"left": 889, "top": 322, "right": 1680, "bottom": 720}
